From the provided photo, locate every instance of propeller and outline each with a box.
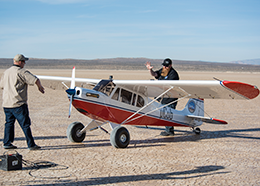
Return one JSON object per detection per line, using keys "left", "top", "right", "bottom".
{"left": 66, "top": 66, "right": 76, "bottom": 118}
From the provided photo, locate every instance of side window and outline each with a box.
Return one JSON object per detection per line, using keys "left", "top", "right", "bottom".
{"left": 120, "top": 89, "right": 132, "bottom": 104}
{"left": 111, "top": 88, "right": 144, "bottom": 108}
{"left": 137, "top": 95, "right": 144, "bottom": 107}
{"left": 112, "top": 88, "right": 120, "bottom": 101}
{"left": 132, "top": 94, "right": 136, "bottom": 106}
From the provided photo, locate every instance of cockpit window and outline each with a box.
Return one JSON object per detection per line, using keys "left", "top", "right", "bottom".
{"left": 137, "top": 95, "right": 144, "bottom": 107}
{"left": 121, "top": 89, "right": 132, "bottom": 104}
{"left": 93, "top": 80, "right": 115, "bottom": 96}
{"left": 132, "top": 94, "right": 136, "bottom": 106}
{"left": 111, "top": 87, "right": 145, "bottom": 107}
{"left": 112, "top": 88, "right": 120, "bottom": 100}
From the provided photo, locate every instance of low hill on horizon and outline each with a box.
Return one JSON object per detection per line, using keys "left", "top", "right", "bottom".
{"left": 230, "top": 58, "right": 260, "bottom": 65}
{"left": 1, "top": 57, "right": 260, "bottom": 72}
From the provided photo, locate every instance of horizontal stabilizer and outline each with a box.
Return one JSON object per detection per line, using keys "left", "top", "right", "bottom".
{"left": 186, "top": 115, "right": 228, "bottom": 125}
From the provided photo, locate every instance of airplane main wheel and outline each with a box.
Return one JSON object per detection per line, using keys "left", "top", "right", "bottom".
{"left": 110, "top": 126, "right": 130, "bottom": 148}
{"left": 194, "top": 127, "right": 201, "bottom": 135}
{"left": 67, "top": 122, "right": 86, "bottom": 143}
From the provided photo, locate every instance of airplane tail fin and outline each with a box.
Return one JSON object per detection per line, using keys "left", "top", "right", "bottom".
{"left": 184, "top": 98, "right": 204, "bottom": 117}
{"left": 184, "top": 98, "right": 227, "bottom": 125}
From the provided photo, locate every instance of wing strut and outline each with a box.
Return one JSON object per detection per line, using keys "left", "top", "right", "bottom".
{"left": 121, "top": 87, "right": 191, "bottom": 125}
{"left": 79, "top": 119, "right": 109, "bottom": 135}
{"left": 124, "top": 93, "right": 191, "bottom": 125}
{"left": 120, "top": 86, "right": 174, "bottom": 125}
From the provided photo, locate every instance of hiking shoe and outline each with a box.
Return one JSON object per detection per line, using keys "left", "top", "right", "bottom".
{"left": 28, "top": 145, "right": 41, "bottom": 150}
{"left": 160, "top": 131, "right": 174, "bottom": 136}
{"left": 3, "top": 144, "right": 17, "bottom": 149}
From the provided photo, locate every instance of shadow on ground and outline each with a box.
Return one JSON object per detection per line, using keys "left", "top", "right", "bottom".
{"left": 1, "top": 127, "right": 259, "bottom": 150}
{"left": 20, "top": 165, "right": 229, "bottom": 185}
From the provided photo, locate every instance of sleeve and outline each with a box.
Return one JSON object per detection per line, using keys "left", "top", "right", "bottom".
{"left": 0, "top": 73, "right": 4, "bottom": 89}
{"left": 154, "top": 69, "right": 162, "bottom": 80}
{"left": 18, "top": 69, "right": 38, "bottom": 86}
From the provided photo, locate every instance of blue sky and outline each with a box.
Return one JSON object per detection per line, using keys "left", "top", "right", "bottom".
{"left": 0, "top": 0, "right": 259, "bottom": 62}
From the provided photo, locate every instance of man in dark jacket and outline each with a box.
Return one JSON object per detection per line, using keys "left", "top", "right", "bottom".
{"left": 146, "top": 58, "right": 179, "bottom": 136}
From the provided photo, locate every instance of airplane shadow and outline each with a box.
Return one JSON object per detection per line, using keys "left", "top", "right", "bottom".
{"left": 0, "top": 135, "right": 69, "bottom": 142}
{"left": 127, "top": 126, "right": 260, "bottom": 148}
{"left": 134, "top": 126, "right": 260, "bottom": 143}
{"left": 27, "top": 165, "right": 229, "bottom": 185}
{"left": 1, "top": 128, "right": 259, "bottom": 150}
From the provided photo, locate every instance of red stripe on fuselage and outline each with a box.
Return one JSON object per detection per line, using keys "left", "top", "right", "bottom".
{"left": 72, "top": 99, "right": 188, "bottom": 127}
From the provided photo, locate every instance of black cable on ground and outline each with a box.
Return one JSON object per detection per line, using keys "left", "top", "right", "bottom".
{"left": 21, "top": 157, "right": 71, "bottom": 179}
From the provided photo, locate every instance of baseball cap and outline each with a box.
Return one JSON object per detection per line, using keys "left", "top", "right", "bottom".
{"left": 162, "top": 58, "right": 172, "bottom": 67}
{"left": 14, "top": 54, "right": 29, "bottom": 62}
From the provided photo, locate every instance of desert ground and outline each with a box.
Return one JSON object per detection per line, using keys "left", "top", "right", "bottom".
{"left": 0, "top": 69, "right": 259, "bottom": 185}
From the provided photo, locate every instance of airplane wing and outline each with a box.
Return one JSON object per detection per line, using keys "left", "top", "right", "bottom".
{"left": 37, "top": 75, "right": 100, "bottom": 86}
{"left": 37, "top": 74, "right": 259, "bottom": 100}
{"left": 112, "top": 79, "right": 259, "bottom": 100}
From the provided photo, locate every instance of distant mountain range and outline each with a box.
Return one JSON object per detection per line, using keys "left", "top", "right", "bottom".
{"left": 1, "top": 57, "right": 260, "bottom": 72}
{"left": 230, "top": 59, "right": 260, "bottom": 65}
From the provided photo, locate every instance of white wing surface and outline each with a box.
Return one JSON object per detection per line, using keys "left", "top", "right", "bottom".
{"left": 38, "top": 75, "right": 259, "bottom": 100}
{"left": 37, "top": 75, "right": 100, "bottom": 86}
{"left": 112, "top": 79, "right": 259, "bottom": 100}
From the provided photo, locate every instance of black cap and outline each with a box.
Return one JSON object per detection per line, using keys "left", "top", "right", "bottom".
{"left": 162, "top": 58, "right": 172, "bottom": 67}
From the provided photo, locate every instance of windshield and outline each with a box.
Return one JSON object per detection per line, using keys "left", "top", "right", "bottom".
{"left": 93, "top": 80, "right": 115, "bottom": 96}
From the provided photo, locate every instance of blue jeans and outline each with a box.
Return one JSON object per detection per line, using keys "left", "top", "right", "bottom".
{"left": 3, "top": 104, "right": 36, "bottom": 148}
{"left": 164, "top": 100, "right": 177, "bottom": 133}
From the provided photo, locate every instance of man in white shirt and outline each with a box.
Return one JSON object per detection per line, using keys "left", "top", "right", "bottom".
{"left": 0, "top": 54, "right": 45, "bottom": 150}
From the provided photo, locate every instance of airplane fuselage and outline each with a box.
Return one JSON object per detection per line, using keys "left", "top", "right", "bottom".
{"left": 70, "top": 86, "right": 204, "bottom": 128}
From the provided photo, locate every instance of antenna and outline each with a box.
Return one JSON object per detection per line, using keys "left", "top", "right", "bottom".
{"left": 213, "top": 77, "right": 222, "bottom": 81}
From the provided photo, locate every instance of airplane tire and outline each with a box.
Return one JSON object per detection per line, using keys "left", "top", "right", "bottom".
{"left": 110, "top": 126, "right": 130, "bottom": 148}
{"left": 194, "top": 127, "right": 201, "bottom": 135}
{"left": 67, "top": 122, "right": 86, "bottom": 143}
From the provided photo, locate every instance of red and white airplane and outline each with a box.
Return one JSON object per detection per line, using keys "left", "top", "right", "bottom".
{"left": 38, "top": 67, "right": 259, "bottom": 148}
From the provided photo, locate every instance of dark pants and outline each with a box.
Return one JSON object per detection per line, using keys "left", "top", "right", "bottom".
{"left": 3, "top": 104, "right": 36, "bottom": 148}
{"left": 162, "top": 98, "right": 178, "bottom": 133}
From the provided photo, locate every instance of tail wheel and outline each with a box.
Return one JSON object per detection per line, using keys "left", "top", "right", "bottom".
{"left": 67, "top": 122, "right": 86, "bottom": 142}
{"left": 193, "top": 127, "right": 201, "bottom": 135}
{"left": 110, "top": 126, "right": 130, "bottom": 148}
